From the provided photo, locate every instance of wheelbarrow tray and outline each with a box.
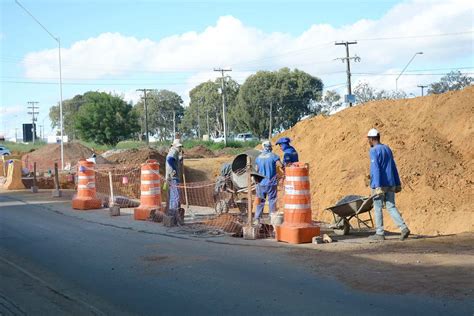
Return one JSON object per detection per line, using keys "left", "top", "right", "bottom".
{"left": 325, "top": 195, "right": 375, "bottom": 235}
{"left": 326, "top": 196, "right": 373, "bottom": 217}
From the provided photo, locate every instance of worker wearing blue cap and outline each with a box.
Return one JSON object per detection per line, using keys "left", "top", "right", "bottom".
{"left": 276, "top": 137, "right": 299, "bottom": 166}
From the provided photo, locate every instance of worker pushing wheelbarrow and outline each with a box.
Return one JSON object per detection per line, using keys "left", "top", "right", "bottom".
{"left": 326, "top": 195, "right": 376, "bottom": 235}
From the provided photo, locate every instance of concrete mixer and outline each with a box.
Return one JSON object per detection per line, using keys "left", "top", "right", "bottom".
{"left": 213, "top": 150, "right": 264, "bottom": 215}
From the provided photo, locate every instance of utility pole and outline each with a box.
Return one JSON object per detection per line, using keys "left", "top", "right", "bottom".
{"left": 206, "top": 110, "right": 210, "bottom": 138}
{"left": 335, "top": 41, "right": 360, "bottom": 107}
{"left": 172, "top": 110, "right": 176, "bottom": 139}
{"left": 14, "top": 128, "right": 18, "bottom": 143}
{"left": 268, "top": 101, "right": 273, "bottom": 140}
{"left": 197, "top": 97, "right": 203, "bottom": 140}
{"left": 136, "top": 89, "right": 154, "bottom": 145}
{"left": 214, "top": 68, "right": 232, "bottom": 146}
{"left": 39, "top": 125, "right": 43, "bottom": 140}
{"left": 417, "top": 84, "right": 428, "bottom": 96}
{"left": 27, "top": 101, "right": 39, "bottom": 144}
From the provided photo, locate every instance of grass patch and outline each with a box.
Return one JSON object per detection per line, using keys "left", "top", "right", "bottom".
{"left": 1, "top": 141, "right": 47, "bottom": 153}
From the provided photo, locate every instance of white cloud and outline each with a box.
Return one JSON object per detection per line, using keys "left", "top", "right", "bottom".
{"left": 22, "top": 0, "right": 473, "bottom": 99}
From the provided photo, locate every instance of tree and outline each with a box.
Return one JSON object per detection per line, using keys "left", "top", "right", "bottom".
{"left": 232, "top": 68, "right": 323, "bottom": 138}
{"left": 317, "top": 90, "right": 343, "bottom": 115}
{"left": 353, "top": 82, "right": 407, "bottom": 104}
{"left": 180, "top": 78, "right": 239, "bottom": 138}
{"left": 74, "top": 92, "right": 140, "bottom": 146}
{"left": 135, "top": 90, "right": 184, "bottom": 141}
{"left": 428, "top": 71, "right": 473, "bottom": 94}
{"left": 49, "top": 94, "right": 87, "bottom": 139}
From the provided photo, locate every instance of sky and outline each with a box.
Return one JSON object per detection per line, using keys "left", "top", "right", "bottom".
{"left": 0, "top": 0, "right": 473, "bottom": 139}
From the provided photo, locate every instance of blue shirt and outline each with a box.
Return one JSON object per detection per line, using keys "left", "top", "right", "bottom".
{"left": 369, "top": 144, "right": 401, "bottom": 189}
{"left": 256, "top": 150, "right": 281, "bottom": 186}
{"left": 280, "top": 143, "right": 299, "bottom": 166}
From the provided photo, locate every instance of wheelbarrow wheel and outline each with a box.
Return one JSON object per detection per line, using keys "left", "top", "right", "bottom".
{"left": 333, "top": 219, "right": 350, "bottom": 235}
{"left": 215, "top": 200, "right": 229, "bottom": 215}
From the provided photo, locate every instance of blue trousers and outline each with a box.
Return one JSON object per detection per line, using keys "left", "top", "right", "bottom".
{"left": 254, "top": 184, "right": 277, "bottom": 219}
{"left": 373, "top": 191, "right": 408, "bottom": 235}
{"left": 169, "top": 178, "right": 180, "bottom": 210}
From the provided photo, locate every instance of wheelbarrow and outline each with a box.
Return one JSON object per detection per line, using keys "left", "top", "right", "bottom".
{"left": 325, "top": 195, "right": 375, "bottom": 235}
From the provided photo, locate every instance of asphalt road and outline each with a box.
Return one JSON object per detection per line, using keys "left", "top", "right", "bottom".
{"left": 0, "top": 192, "right": 471, "bottom": 315}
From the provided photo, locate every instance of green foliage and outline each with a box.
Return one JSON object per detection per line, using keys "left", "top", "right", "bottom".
{"left": 180, "top": 78, "right": 239, "bottom": 138}
{"left": 49, "top": 94, "right": 87, "bottom": 139}
{"left": 428, "top": 71, "right": 473, "bottom": 94}
{"left": 2, "top": 141, "right": 47, "bottom": 154}
{"left": 354, "top": 82, "right": 407, "bottom": 104}
{"left": 313, "top": 90, "right": 343, "bottom": 115}
{"left": 74, "top": 92, "right": 140, "bottom": 146}
{"left": 181, "top": 139, "right": 259, "bottom": 151}
{"left": 134, "top": 90, "right": 184, "bottom": 141}
{"left": 232, "top": 68, "right": 323, "bottom": 138}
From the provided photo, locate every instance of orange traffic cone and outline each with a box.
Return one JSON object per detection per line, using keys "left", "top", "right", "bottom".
{"left": 275, "top": 163, "right": 320, "bottom": 243}
{"left": 134, "top": 159, "right": 162, "bottom": 220}
{"left": 72, "top": 159, "right": 102, "bottom": 210}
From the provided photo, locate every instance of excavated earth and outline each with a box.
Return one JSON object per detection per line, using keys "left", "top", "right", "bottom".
{"left": 274, "top": 86, "right": 473, "bottom": 236}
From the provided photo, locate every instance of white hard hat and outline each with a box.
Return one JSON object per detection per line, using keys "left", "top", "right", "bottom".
{"left": 172, "top": 139, "right": 183, "bottom": 147}
{"left": 262, "top": 140, "right": 272, "bottom": 148}
{"left": 367, "top": 128, "right": 380, "bottom": 137}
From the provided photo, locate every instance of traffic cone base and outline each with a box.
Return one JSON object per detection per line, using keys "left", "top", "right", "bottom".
{"left": 275, "top": 225, "right": 320, "bottom": 244}
{"left": 72, "top": 197, "right": 102, "bottom": 210}
{"left": 133, "top": 207, "right": 156, "bottom": 220}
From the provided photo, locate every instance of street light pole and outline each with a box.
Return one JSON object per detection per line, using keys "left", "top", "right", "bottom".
{"left": 396, "top": 52, "right": 423, "bottom": 91}
{"left": 15, "top": 0, "right": 65, "bottom": 170}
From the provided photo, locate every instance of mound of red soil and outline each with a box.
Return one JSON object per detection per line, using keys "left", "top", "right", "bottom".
{"left": 21, "top": 142, "right": 110, "bottom": 172}
{"left": 184, "top": 145, "right": 216, "bottom": 159}
{"left": 273, "top": 86, "right": 474, "bottom": 236}
{"left": 105, "top": 148, "right": 166, "bottom": 174}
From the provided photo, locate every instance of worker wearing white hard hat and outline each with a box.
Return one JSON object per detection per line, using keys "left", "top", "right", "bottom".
{"left": 166, "top": 139, "right": 183, "bottom": 213}
{"left": 367, "top": 128, "right": 410, "bottom": 241}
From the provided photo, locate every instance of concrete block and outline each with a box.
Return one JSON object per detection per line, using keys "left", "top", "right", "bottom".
{"left": 30, "top": 186, "right": 39, "bottom": 193}
{"left": 109, "top": 205, "right": 121, "bottom": 216}
{"left": 163, "top": 214, "right": 176, "bottom": 227}
{"left": 243, "top": 225, "right": 259, "bottom": 240}
{"left": 52, "top": 189, "right": 62, "bottom": 198}
{"left": 134, "top": 207, "right": 153, "bottom": 220}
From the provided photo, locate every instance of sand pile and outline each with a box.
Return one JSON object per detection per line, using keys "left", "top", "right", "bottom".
{"left": 105, "top": 148, "right": 166, "bottom": 173}
{"left": 274, "top": 86, "right": 473, "bottom": 236}
{"left": 22, "top": 142, "right": 110, "bottom": 172}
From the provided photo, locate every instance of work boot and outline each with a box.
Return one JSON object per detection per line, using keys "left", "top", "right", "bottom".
{"left": 368, "top": 234, "right": 385, "bottom": 241}
{"left": 400, "top": 228, "right": 410, "bottom": 241}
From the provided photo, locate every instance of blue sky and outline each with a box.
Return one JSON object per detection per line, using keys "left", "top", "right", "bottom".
{"left": 1, "top": 0, "right": 473, "bottom": 139}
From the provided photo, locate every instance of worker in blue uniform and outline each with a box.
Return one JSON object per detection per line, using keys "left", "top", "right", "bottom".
{"left": 367, "top": 128, "right": 410, "bottom": 241}
{"left": 276, "top": 137, "right": 298, "bottom": 166}
{"left": 254, "top": 141, "right": 283, "bottom": 222}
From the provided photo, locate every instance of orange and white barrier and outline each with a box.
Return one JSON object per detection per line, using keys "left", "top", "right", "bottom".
{"left": 72, "top": 159, "right": 102, "bottom": 210}
{"left": 134, "top": 159, "right": 162, "bottom": 220}
{"left": 275, "top": 163, "right": 320, "bottom": 244}
{"left": 2, "top": 159, "right": 25, "bottom": 190}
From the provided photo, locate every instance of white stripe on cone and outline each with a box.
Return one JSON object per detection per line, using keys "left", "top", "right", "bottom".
{"left": 285, "top": 189, "right": 310, "bottom": 195}
{"left": 141, "top": 180, "right": 161, "bottom": 185}
{"left": 285, "top": 176, "right": 309, "bottom": 182}
{"left": 284, "top": 203, "right": 311, "bottom": 209}
{"left": 78, "top": 176, "right": 95, "bottom": 180}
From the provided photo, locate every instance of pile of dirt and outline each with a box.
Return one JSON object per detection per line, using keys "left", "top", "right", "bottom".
{"left": 184, "top": 145, "right": 216, "bottom": 158}
{"left": 105, "top": 148, "right": 166, "bottom": 173}
{"left": 21, "top": 142, "right": 110, "bottom": 172}
{"left": 274, "top": 86, "right": 474, "bottom": 236}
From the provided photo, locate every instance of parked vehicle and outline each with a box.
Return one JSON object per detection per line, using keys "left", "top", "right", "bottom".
{"left": 234, "top": 133, "right": 257, "bottom": 142}
{"left": 0, "top": 145, "right": 11, "bottom": 156}
{"left": 211, "top": 136, "right": 225, "bottom": 143}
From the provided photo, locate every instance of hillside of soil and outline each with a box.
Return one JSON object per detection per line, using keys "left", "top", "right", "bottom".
{"left": 274, "top": 86, "right": 474, "bottom": 236}
{"left": 21, "top": 142, "right": 110, "bottom": 172}
{"left": 105, "top": 148, "right": 166, "bottom": 174}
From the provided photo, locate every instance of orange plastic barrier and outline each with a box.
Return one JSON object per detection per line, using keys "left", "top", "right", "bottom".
{"left": 275, "top": 162, "right": 320, "bottom": 244}
{"left": 134, "top": 159, "right": 162, "bottom": 220}
{"left": 72, "top": 159, "right": 102, "bottom": 210}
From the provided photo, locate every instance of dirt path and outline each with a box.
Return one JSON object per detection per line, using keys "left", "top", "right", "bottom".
{"left": 289, "top": 232, "right": 474, "bottom": 300}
